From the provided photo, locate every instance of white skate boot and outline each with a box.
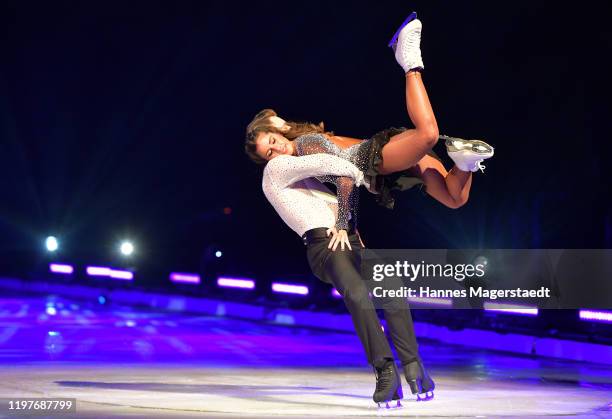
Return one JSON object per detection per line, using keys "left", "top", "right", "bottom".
{"left": 389, "top": 12, "right": 424, "bottom": 73}
{"left": 443, "top": 135, "right": 495, "bottom": 173}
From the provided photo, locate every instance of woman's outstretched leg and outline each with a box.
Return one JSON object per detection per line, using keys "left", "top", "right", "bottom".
{"left": 379, "top": 71, "right": 439, "bottom": 174}
{"left": 378, "top": 17, "right": 439, "bottom": 174}
{"left": 445, "top": 166, "right": 473, "bottom": 205}
{"left": 411, "top": 155, "right": 473, "bottom": 209}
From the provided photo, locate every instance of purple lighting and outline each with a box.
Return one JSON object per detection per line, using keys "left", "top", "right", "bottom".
{"left": 331, "top": 288, "right": 342, "bottom": 298}
{"left": 484, "top": 302, "right": 538, "bottom": 316}
{"left": 86, "top": 266, "right": 133, "bottom": 281}
{"left": 579, "top": 310, "right": 612, "bottom": 323}
{"left": 407, "top": 296, "right": 453, "bottom": 307}
{"left": 109, "top": 270, "right": 134, "bottom": 280}
{"left": 170, "top": 272, "right": 201, "bottom": 284}
{"left": 86, "top": 266, "right": 111, "bottom": 277}
{"left": 272, "top": 282, "right": 309, "bottom": 296}
{"left": 49, "top": 263, "right": 74, "bottom": 275}
{"left": 217, "top": 277, "right": 255, "bottom": 289}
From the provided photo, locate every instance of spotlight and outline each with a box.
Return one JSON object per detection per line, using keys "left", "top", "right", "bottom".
{"left": 45, "top": 236, "right": 59, "bottom": 252}
{"left": 215, "top": 250, "right": 222, "bottom": 258}
{"left": 473, "top": 255, "right": 489, "bottom": 268}
{"left": 119, "top": 241, "right": 134, "bottom": 256}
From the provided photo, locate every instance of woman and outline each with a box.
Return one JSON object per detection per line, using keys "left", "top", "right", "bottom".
{"left": 245, "top": 12, "right": 494, "bottom": 251}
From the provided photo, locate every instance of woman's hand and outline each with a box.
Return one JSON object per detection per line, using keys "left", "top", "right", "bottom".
{"left": 326, "top": 227, "right": 352, "bottom": 251}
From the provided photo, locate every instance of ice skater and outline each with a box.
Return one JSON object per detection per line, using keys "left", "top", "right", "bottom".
{"left": 257, "top": 150, "right": 434, "bottom": 407}
{"left": 245, "top": 12, "right": 495, "bottom": 250}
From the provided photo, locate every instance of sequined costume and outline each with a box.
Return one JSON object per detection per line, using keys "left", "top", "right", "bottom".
{"left": 294, "top": 128, "right": 442, "bottom": 218}
{"left": 262, "top": 153, "right": 364, "bottom": 235}
{"left": 293, "top": 134, "right": 367, "bottom": 231}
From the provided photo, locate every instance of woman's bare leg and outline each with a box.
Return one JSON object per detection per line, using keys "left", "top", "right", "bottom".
{"left": 378, "top": 71, "right": 439, "bottom": 175}
{"left": 411, "top": 155, "right": 472, "bottom": 209}
{"left": 445, "top": 166, "right": 472, "bottom": 205}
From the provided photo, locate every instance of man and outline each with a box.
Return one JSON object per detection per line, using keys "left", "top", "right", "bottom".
{"left": 261, "top": 152, "right": 434, "bottom": 407}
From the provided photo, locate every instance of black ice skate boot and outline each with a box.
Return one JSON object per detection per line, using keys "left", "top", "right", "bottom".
{"left": 403, "top": 358, "right": 435, "bottom": 401}
{"left": 373, "top": 360, "right": 403, "bottom": 409}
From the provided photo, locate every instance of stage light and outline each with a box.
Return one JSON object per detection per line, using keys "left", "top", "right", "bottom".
{"left": 169, "top": 272, "right": 201, "bottom": 284}
{"left": 473, "top": 255, "right": 489, "bottom": 267}
{"left": 49, "top": 263, "right": 74, "bottom": 275}
{"left": 86, "top": 266, "right": 133, "bottom": 281}
{"left": 109, "top": 269, "right": 134, "bottom": 280}
{"left": 98, "top": 296, "right": 107, "bottom": 305}
{"left": 120, "top": 241, "right": 134, "bottom": 256}
{"left": 579, "top": 310, "right": 612, "bottom": 323}
{"left": 217, "top": 277, "right": 255, "bottom": 289}
{"left": 215, "top": 250, "right": 222, "bottom": 258}
{"left": 331, "top": 288, "right": 342, "bottom": 298}
{"left": 87, "top": 266, "right": 111, "bottom": 277}
{"left": 483, "top": 302, "right": 539, "bottom": 316}
{"left": 45, "top": 236, "right": 59, "bottom": 252}
{"left": 407, "top": 296, "right": 454, "bottom": 307}
{"left": 271, "top": 282, "right": 309, "bottom": 296}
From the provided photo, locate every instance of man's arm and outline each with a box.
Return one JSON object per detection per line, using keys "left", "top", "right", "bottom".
{"left": 263, "top": 154, "right": 364, "bottom": 190}
{"left": 261, "top": 153, "right": 361, "bottom": 253}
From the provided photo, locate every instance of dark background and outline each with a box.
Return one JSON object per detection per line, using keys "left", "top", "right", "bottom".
{"left": 0, "top": 1, "right": 610, "bottom": 283}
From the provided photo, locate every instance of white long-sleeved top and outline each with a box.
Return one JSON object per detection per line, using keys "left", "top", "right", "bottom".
{"left": 262, "top": 153, "right": 364, "bottom": 237}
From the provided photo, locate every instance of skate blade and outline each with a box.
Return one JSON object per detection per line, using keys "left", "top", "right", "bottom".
{"left": 376, "top": 399, "right": 403, "bottom": 413}
{"left": 416, "top": 390, "right": 434, "bottom": 401}
{"left": 388, "top": 12, "right": 417, "bottom": 47}
{"left": 444, "top": 137, "right": 494, "bottom": 155}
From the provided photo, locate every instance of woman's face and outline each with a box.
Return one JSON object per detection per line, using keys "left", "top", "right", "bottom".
{"left": 255, "top": 131, "right": 295, "bottom": 161}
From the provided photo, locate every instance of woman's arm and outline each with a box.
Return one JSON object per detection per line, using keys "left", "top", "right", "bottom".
{"left": 332, "top": 176, "right": 358, "bottom": 231}
{"left": 264, "top": 154, "right": 364, "bottom": 190}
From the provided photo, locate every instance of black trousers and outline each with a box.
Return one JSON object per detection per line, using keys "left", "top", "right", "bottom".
{"left": 304, "top": 227, "right": 419, "bottom": 367}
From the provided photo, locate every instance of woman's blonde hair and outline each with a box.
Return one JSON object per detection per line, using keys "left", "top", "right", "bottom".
{"left": 244, "top": 109, "right": 333, "bottom": 165}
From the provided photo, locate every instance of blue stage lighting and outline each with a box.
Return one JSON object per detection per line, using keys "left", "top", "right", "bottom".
{"left": 45, "top": 236, "right": 59, "bottom": 252}
{"left": 120, "top": 241, "right": 134, "bottom": 256}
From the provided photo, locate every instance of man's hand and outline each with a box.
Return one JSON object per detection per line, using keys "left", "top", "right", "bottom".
{"left": 326, "top": 227, "right": 352, "bottom": 251}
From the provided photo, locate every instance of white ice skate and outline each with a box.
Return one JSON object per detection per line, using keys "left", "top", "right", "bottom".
{"left": 389, "top": 12, "right": 424, "bottom": 73}
{"left": 443, "top": 135, "right": 495, "bottom": 173}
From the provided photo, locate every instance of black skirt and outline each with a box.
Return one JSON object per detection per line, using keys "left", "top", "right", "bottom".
{"left": 363, "top": 127, "right": 442, "bottom": 210}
